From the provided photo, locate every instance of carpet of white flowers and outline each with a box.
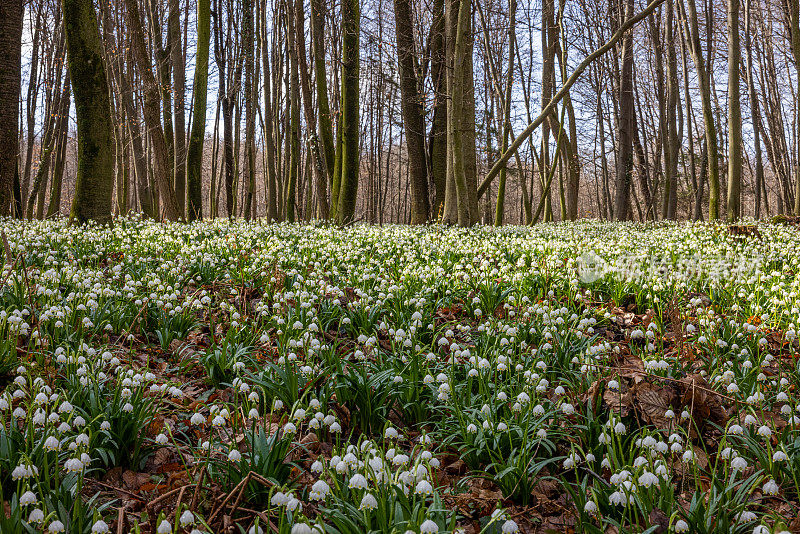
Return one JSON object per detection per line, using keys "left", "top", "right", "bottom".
{"left": 2, "top": 218, "right": 800, "bottom": 534}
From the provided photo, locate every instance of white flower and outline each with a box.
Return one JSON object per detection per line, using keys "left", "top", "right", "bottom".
{"left": 420, "top": 520, "right": 439, "bottom": 533}
{"left": 48, "top": 521, "right": 66, "bottom": 533}
{"left": 584, "top": 500, "right": 598, "bottom": 516}
{"left": 501, "top": 520, "right": 519, "bottom": 533}
{"left": 19, "top": 491, "right": 37, "bottom": 506}
{"left": 155, "top": 433, "right": 168, "bottom": 445}
{"left": 92, "top": 520, "right": 110, "bottom": 533}
{"left": 310, "top": 479, "right": 330, "bottom": 500}
{"left": 608, "top": 491, "right": 626, "bottom": 506}
{"left": 673, "top": 519, "right": 689, "bottom": 532}
{"left": 762, "top": 478, "right": 779, "bottom": 495}
{"left": 179, "top": 510, "right": 195, "bottom": 526}
{"left": 360, "top": 493, "right": 378, "bottom": 510}
{"left": 157, "top": 520, "right": 172, "bottom": 534}
{"left": 290, "top": 525, "right": 311, "bottom": 534}
{"left": 349, "top": 473, "right": 368, "bottom": 489}
{"left": 28, "top": 508, "right": 44, "bottom": 523}
{"left": 415, "top": 479, "right": 433, "bottom": 495}
{"left": 190, "top": 413, "right": 205, "bottom": 425}
{"left": 228, "top": 449, "right": 242, "bottom": 462}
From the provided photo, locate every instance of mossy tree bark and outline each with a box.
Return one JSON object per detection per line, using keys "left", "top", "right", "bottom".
{"left": 337, "top": 0, "right": 360, "bottom": 224}
{"left": 0, "top": 0, "right": 22, "bottom": 215}
{"left": 64, "top": 0, "right": 115, "bottom": 224}
{"left": 187, "top": 0, "right": 210, "bottom": 221}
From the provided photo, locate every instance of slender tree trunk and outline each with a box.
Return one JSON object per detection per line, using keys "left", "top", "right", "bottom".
{"left": 787, "top": 0, "right": 800, "bottom": 214}
{"left": 187, "top": 0, "right": 209, "bottom": 221}
{"left": 242, "top": 0, "right": 255, "bottom": 219}
{"left": 311, "top": 0, "right": 335, "bottom": 187}
{"left": 494, "top": 0, "right": 515, "bottom": 225}
{"left": 614, "top": 0, "right": 635, "bottom": 220}
{"left": 47, "top": 77, "right": 71, "bottom": 218}
{"left": 337, "top": 0, "right": 360, "bottom": 224}
{"left": 261, "top": 0, "right": 278, "bottom": 221}
{"left": 295, "top": 0, "right": 329, "bottom": 218}
{"left": 745, "top": 0, "right": 763, "bottom": 218}
{"left": 170, "top": 0, "right": 186, "bottom": 216}
{"left": 394, "top": 0, "right": 430, "bottom": 223}
{"left": 726, "top": 0, "right": 742, "bottom": 220}
{"left": 124, "top": 0, "right": 181, "bottom": 220}
{"left": 681, "top": 0, "right": 719, "bottom": 219}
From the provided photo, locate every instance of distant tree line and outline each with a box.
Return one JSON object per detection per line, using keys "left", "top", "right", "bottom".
{"left": 0, "top": 0, "right": 798, "bottom": 225}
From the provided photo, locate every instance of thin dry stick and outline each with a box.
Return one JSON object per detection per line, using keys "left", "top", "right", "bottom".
{"left": 598, "top": 363, "right": 744, "bottom": 404}
{"left": 208, "top": 471, "right": 252, "bottom": 524}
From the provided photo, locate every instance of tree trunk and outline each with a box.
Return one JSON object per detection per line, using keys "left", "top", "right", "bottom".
{"left": 0, "top": 0, "right": 22, "bottom": 214}
{"left": 124, "top": 0, "right": 181, "bottom": 220}
{"left": 428, "top": 0, "right": 447, "bottom": 217}
{"left": 187, "top": 0, "right": 209, "bottom": 221}
{"left": 613, "top": 0, "right": 635, "bottom": 220}
{"left": 681, "top": 0, "right": 719, "bottom": 219}
{"left": 169, "top": 0, "right": 186, "bottom": 216}
{"left": 394, "top": 0, "right": 430, "bottom": 224}
{"left": 745, "top": 0, "right": 763, "bottom": 218}
{"left": 64, "top": 0, "right": 115, "bottom": 224}
{"left": 726, "top": 0, "right": 741, "bottom": 221}
{"left": 337, "top": 0, "right": 360, "bottom": 224}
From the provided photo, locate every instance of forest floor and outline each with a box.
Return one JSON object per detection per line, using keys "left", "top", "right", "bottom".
{"left": 2, "top": 218, "right": 800, "bottom": 534}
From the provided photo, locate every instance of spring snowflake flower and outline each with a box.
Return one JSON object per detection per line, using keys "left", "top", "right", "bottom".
{"left": 48, "top": 521, "right": 66, "bottom": 533}
{"left": 420, "top": 520, "right": 439, "bottom": 533}
{"left": 762, "top": 479, "right": 779, "bottom": 495}
{"left": 310, "top": 479, "right": 330, "bottom": 500}
{"left": 19, "top": 491, "right": 36, "bottom": 506}
{"left": 673, "top": 519, "right": 689, "bottom": 532}
{"left": 157, "top": 520, "right": 172, "bottom": 534}
{"left": 415, "top": 479, "right": 433, "bottom": 495}
{"left": 290, "top": 525, "right": 311, "bottom": 534}
{"left": 179, "top": 510, "right": 195, "bottom": 526}
{"left": 501, "top": 520, "right": 519, "bottom": 533}
{"left": 360, "top": 493, "right": 378, "bottom": 510}
{"left": 349, "top": 473, "right": 368, "bottom": 489}
{"left": 92, "top": 520, "right": 110, "bottom": 533}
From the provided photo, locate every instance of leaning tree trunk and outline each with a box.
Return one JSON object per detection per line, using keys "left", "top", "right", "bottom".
{"left": 63, "top": 0, "right": 115, "bottom": 224}
{"left": 187, "top": 0, "right": 210, "bottom": 221}
{"left": 0, "top": 0, "right": 22, "bottom": 215}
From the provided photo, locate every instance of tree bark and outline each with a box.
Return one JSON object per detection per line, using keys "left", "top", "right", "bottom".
{"left": 337, "top": 0, "right": 360, "bottom": 224}
{"left": 64, "top": 0, "right": 115, "bottom": 224}
{"left": 726, "top": 0, "right": 742, "bottom": 221}
{"left": 394, "top": 0, "right": 430, "bottom": 223}
{"left": 0, "top": 0, "right": 22, "bottom": 214}
{"left": 124, "top": 0, "right": 181, "bottom": 220}
{"left": 187, "top": 0, "right": 210, "bottom": 220}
